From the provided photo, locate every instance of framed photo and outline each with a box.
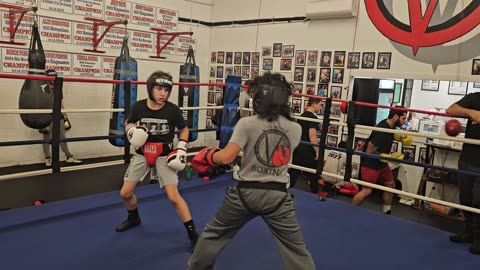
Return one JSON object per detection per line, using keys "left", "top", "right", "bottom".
{"left": 217, "top": 51, "right": 225, "bottom": 64}
{"left": 306, "top": 68, "right": 317, "bottom": 83}
{"left": 377, "top": 52, "right": 392, "bottom": 69}
{"left": 320, "top": 51, "right": 332, "bottom": 67}
{"left": 354, "top": 137, "right": 366, "bottom": 151}
{"left": 402, "top": 145, "right": 416, "bottom": 162}
{"left": 391, "top": 141, "right": 398, "bottom": 153}
{"left": 207, "top": 91, "right": 215, "bottom": 103}
{"left": 242, "top": 52, "right": 251, "bottom": 65}
{"left": 215, "top": 79, "right": 223, "bottom": 91}
{"left": 251, "top": 66, "right": 259, "bottom": 79}
{"left": 472, "top": 59, "right": 480, "bottom": 75}
{"left": 295, "top": 50, "right": 306, "bottom": 66}
{"left": 225, "top": 52, "right": 233, "bottom": 64}
{"left": 317, "top": 101, "right": 326, "bottom": 116}
{"left": 305, "top": 84, "right": 316, "bottom": 95}
{"left": 327, "top": 135, "right": 338, "bottom": 147}
{"left": 293, "top": 83, "right": 303, "bottom": 94}
{"left": 241, "top": 66, "right": 250, "bottom": 79}
{"left": 317, "top": 83, "right": 328, "bottom": 97}
{"left": 234, "top": 52, "right": 242, "bottom": 64}
{"left": 332, "top": 68, "right": 344, "bottom": 84}
{"left": 262, "top": 46, "right": 272, "bottom": 57}
{"left": 328, "top": 122, "right": 339, "bottom": 135}
{"left": 448, "top": 81, "right": 468, "bottom": 95}
{"left": 262, "top": 59, "right": 273, "bottom": 70}
{"left": 421, "top": 80, "right": 440, "bottom": 91}
{"left": 280, "top": 58, "right": 292, "bottom": 70}
{"left": 251, "top": 52, "right": 260, "bottom": 66}
{"left": 307, "top": 50, "right": 318, "bottom": 66}
{"left": 209, "top": 66, "right": 216, "bottom": 77}
{"left": 319, "top": 68, "right": 331, "bottom": 83}
{"left": 362, "top": 52, "right": 375, "bottom": 68}
{"left": 291, "top": 98, "right": 302, "bottom": 114}
{"left": 294, "top": 67, "right": 304, "bottom": 82}
{"left": 333, "top": 51, "right": 346, "bottom": 67}
{"left": 347, "top": 52, "right": 360, "bottom": 69}
{"left": 216, "top": 66, "right": 224, "bottom": 78}
{"left": 393, "top": 83, "right": 402, "bottom": 103}
{"left": 206, "top": 117, "right": 214, "bottom": 128}
{"left": 225, "top": 67, "right": 233, "bottom": 78}
{"left": 215, "top": 92, "right": 223, "bottom": 103}
{"left": 273, "top": 43, "right": 282, "bottom": 57}
{"left": 210, "top": 52, "right": 217, "bottom": 63}
{"left": 330, "top": 85, "right": 342, "bottom": 99}
{"left": 282, "top": 45, "right": 295, "bottom": 58}
{"left": 233, "top": 66, "right": 241, "bottom": 76}
{"left": 208, "top": 80, "right": 215, "bottom": 90}
{"left": 418, "top": 147, "right": 427, "bottom": 164}
{"left": 330, "top": 103, "right": 341, "bottom": 118}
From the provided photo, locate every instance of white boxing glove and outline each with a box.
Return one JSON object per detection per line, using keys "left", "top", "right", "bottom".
{"left": 126, "top": 124, "right": 148, "bottom": 147}
{"left": 166, "top": 140, "right": 188, "bottom": 171}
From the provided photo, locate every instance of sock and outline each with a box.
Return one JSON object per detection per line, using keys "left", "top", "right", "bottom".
{"left": 184, "top": 219, "right": 196, "bottom": 232}
{"left": 383, "top": 204, "right": 391, "bottom": 213}
{"left": 127, "top": 208, "right": 139, "bottom": 220}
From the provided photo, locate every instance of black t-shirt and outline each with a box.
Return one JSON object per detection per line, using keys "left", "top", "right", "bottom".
{"left": 127, "top": 99, "right": 186, "bottom": 143}
{"left": 298, "top": 111, "right": 318, "bottom": 142}
{"left": 456, "top": 93, "right": 480, "bottom": 165}
{"left": 361, "top": 119, "right": 395, "bottom": 170}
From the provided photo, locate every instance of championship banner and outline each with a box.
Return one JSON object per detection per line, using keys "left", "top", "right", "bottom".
{"left": 176, "top": 37, "right": 196, "bottom": 56}
{"left": 102, "top": 27, "right": 128, "bottom": 50}
{"left": 39, "top": 0, "right": 74, "bottom": 14}
{"left": 1, "top": 0, "right": 35, "bottom": 6}
{"left": 1, "top": 11, "right": 34, "bottom": 40}
{"left": 39, "top": 17, "right": 72, "bottom": 44}
{"left": 156, "top": 8, "right": 178, "bottom": 31}
{"left": 130, "top": 30, "right": 154, "bottom": 53}
{"left": 45, "top": 51, "right": 72, "bottom": 76}
{"left": 102, "top": 56, "right": 116, "bottom": 78}
{"left": 179, "top": 47, "right": 200, "bottom": 142}
{"left": 1, "top": 47, "right": 29, "bottom": 73}
{"left": 131, "top": 3, "right": 155, "bottom": 27}
{"left": 160, "top": 35, "right": 176, "bottom": 55}
{"left": 104, "top": 0, "right": 131, "bottom": 21}
{"left": 73, "top": 54, "right": 101, "bottom": 77}
{"left": 109, "top": 37, "right": 138, "bottom": 147}
{"left": 73, "top": 22, "right": 100, "bottom": 47}
{"left": 74, "top": 0, "right": 103, "bottom": 18}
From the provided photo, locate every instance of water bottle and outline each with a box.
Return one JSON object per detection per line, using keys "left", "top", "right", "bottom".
{"left": 185, "top": 162, "right": 193, "bottom": 180}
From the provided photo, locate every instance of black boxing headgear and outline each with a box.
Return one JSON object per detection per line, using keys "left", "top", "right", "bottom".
{"left": 251, "top": 73, "right": 292, "bottom": 116}
{"left": 146, "top": 71, "right": 173, "bottom": 101}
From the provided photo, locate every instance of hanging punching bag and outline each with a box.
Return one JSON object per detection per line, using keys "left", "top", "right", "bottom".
{"left": 179, "top": 46, "right": 200, "bottom": 142}
{"left": 109, "top": 37, "right": 138, "bottom": 147}
{"left": 18, "top": 21, "right": 52, "bottom": 129}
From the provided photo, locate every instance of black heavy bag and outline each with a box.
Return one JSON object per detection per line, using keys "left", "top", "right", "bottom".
{"left": 18, "top": 22, "right": 52, "bottom": 129}
{"left": 109, "top": 37, "right": 138, "bottom": 147}
{"left": 219, "top": 75, "right": 241, "bottom": 148}
{"left": 179, "top": 46, "right": 200, "bottom": 142}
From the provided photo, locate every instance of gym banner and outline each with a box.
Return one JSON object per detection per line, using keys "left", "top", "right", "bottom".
{"left": 131, "top": 30, "right": 154, "bottom": 53}
{"left": 39, "top": 0, "right": 73, "bottom": 14}
{"left": 45, "top": 51, "right": 72, "bottom": 76}
{"left": 102, "top": 56, "right": 116, "bottom": 78}
{"left": 156, "top": 8, "right": 178, "bottom": 31}
{"left": 73, "top": 22, "right": 100, "bottom": 47}
{"left": 1, "top": 0, "right": 35, "bottom": 6}
{"left": 177, "top": 37, "right": 196, "bottom": 56}
{"left": 104, "top": 0, "right": 131, "bottom": 22}
{"left": 102, "top": 27, "right": 128, "bottom": 50}
{"left": 39, "top": 17, "right": 72, "bottom": 44}
{"left": 1, "top": 11, "right": 33, "bottom": 40}
{"left": 1, "top": 48, "right": 28, "bottom": 73}
{"left": 131, "top": 3, "right": 155, "bottom": 27}
{"left": 74, "top": 0, "right": 103, "bottom": 18}
{"left": 160, "top": 35, "right": 176, "bottom": 55}
{"left": 73, "top": 54, "right": 101, "bottom": 77}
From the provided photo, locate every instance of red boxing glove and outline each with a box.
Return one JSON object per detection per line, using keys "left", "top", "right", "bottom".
{"left": 192, "top": 147, "right": 220, "bottom": 174}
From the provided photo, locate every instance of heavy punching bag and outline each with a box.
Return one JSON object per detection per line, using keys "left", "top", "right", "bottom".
{"left": 179, "top": 46, "right": 200, "bottom": 142}
{"left": 18, "top": 21, "right": 52, "bottom": 129}
{"left": 109, "top": 37, "right": 138, "bottom": 147}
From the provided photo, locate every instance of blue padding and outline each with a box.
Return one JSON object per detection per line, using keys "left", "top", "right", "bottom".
{"left": 219, "top": 75, "right": 241, "bottom": 148}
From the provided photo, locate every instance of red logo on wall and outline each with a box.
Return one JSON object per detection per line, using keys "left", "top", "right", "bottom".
{"left": 365, "top": 0, "right": 480, "bottom": 55}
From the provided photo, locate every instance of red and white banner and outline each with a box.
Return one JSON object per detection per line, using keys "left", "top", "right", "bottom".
{"left": 74, "top": 0, "right": 103, "bottom": 18}
{"left": 176, "top": 36, "right": 196, "bottom": 56}
{"left": 1, "top": 48, "right": 29, "bottom": 73}
{"left": 1, "top": 0, "right": 35, "bottom": 6}
{"left": 73, "top": 54, "right": 101, "bottom": 77}
{"left": 73, "top": 22, "right": 100, "bottom": 47}
{"left": 156, "top": 8, "right": 178, "bottom": 31}
{"left": 131, "top": 3, "right": 155, "bottom": 27}
{"left": 131, "top": 30, "right": 154, "bottom": 53}
{"left": 102, "top": 56, "right": 116, "bottom": 78}
{"left": 102, "top": 27, "right": 128, "bottom": 50}
{"left": 45, "top": 51, "right": 73, "bottom": 76}
{"left": 104, "top": 0, "right": 131, "bottom": 21}
{"left": 39, "top": 0, "right": 74, "bottom": 14}
{"left": 39, "top": 17, "right": 72, "bottom": 44}
{"left": 0, "top": 11, "right": 34, "bottom": 41}
{"left": 160, "top": 35, "right": 176, "bottom": 55}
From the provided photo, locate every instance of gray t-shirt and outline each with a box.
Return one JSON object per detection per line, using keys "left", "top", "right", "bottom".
{"left": 229, "top": 115, "right": 301, "bottom": 183}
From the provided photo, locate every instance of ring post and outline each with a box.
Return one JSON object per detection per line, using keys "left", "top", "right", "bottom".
{"left": 316, "top": 98, "right": 332, "bottom": 176}
{"left": 51, "top": 76, "right": 64, "bottom": 173}
{"left": 123, "top": 80, "right": 131, "bottom": 163}
{"left": 343, "top": 101, "right": 357, "bottom": 182}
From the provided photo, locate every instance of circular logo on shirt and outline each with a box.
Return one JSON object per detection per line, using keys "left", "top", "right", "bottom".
{"left": 254, "top": 129, "right": 291, "bottom": 167}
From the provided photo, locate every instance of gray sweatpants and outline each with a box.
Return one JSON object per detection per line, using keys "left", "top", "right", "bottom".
{"left": 42, "top": 119, "right": 72, "bottom": 158}
{"left": 186, "top": 186, "right": 316, "bottom": 270}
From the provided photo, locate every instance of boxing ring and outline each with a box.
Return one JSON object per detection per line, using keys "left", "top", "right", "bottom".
{"left": 1, "top": 72, "right": 480, "bottom": 269}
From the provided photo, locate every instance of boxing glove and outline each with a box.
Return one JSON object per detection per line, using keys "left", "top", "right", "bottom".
{"left": 166, "top": 140, "right": 189, "bottom": 171}
{"left": 380, "top": 152, "right": 404, "bottom": 163}
{"left": 394, "top": 133, "right": 413, "bottom": 146}
{"left": 192, "top": 147, "right": 220, "bottom": 174}
{"left": 39, "top": 127, "right": 49, "bottom": 134}
{"left": 63, "top": 113, "right": 71, "bottom": 130}
{"left": 126, "top": 124, "right": 148, "bottom": 147}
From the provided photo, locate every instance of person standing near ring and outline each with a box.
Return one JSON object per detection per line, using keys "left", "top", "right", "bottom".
{"left": 116, "top": 70, "right": 199, "bottom": 252}
{"left": 447, "top": 94, "right": 480, "bottom": 254}
{"left": 40, "top": 69, "right": 82, "bottom": 167}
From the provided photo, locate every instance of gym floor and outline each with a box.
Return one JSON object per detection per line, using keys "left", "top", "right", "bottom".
{"left": 0, "top": 155, "right": 462, "bottom": 234}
